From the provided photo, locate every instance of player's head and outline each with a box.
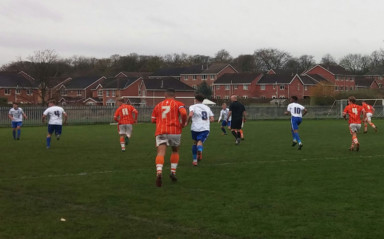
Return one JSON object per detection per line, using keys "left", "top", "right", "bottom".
{"left": 362, "top": 100, "right": 367, "bottom": 105}
{"left": 165, "top": 88, "right": 175, "bottom": 98}
{"left": 230, "top": 95, "right": 237, "bottom": 102}
{"left": 222, "top": 103, "right": 227, "bottom": 109}
{"left": 48, "top": 99, "right": 56, "bottom": 106}
{"left": 13, "top": 102, "right": 19, "bottom": 109}
{"left": 194, "top": 94, "right": 205, "bottom": 103}
{"left": 117, "top": 97, "right": 125, "bottom": 105}
{"left": 290, "top": 96, "right": 298, "bottom": 102}
{"left": 348, "top": 96, "right": 356, "bottom": 104}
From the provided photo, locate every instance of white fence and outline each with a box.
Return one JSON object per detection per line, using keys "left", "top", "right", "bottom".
{"left": 1, "top": 105, "right": 384, "bottom": 127}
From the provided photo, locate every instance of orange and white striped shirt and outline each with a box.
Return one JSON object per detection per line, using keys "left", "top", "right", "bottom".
{"left": 114, "top": 104, "right": 138, "bottom": 125}
{"left": 343, "top": 104, "right": 363, "bottom": 124}
{"left": 362, "top": 103, "right": 374, "bottom": 114}
{"left": 151, "top": 98, "right": 187, "bottom": 136}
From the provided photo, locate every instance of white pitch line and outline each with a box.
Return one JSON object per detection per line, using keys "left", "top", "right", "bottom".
{"left": 0, "top": 170, "right": 119, "bottom": 181}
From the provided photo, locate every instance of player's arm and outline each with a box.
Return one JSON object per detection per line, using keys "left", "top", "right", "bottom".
{"left": 23, "top": 112, "right": 28, "bottom": 120}
{"left": 63, "top": 112, "right": 68, "bottom": 124}
{"left": 227, "top": 111, "right": 232, "bottom": 122}
{"left": 8, "top": 113, "right": 13, "bottom": 121}
{"left": 179, "top": 107, "right": 188, "bottom": 127}
{"left": 42, "top": 114, "right": 47, "bottom": 123}
{"left": 133, "top": 108, "right": 139, "bottom": 123}
{"left": 342, "top": 109, "right": 348, "bottom": 120}
{"left": 302, "top": 108, "right": 308, "bottom": 116}
{"left": 218, "top": 111, "right": 222, "bottom": 123}
{"left": 242, "top": 110, "right": 247, "bottom": 122}
{"left": 113, "top": 109, "right": 120, "bottom": 122}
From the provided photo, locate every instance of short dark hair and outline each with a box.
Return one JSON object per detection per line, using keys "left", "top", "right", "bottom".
{"left": 195, "top": 94, "right": 205, "bottom": 102}
{"left": 291, "top": 96, "right": 298, "bottom": 102}
{"left": 165, "top": 88, "right": 175, "bottom": 97}
{"left": 348, "top": 96, "right": 356, "bottom": 103}
{"left": 48, "top": 99, "right": 56, "bottom": 105}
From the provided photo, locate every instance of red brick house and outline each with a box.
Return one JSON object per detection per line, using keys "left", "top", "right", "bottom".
{"left": 58, "top": 76, "right": 106, "bottom": 105}
{"left": 0, "top": 71, "right": 39, "bottom": 104}
{"left": 138, "top": 77, "right": 195, "bottom": 106}
{"left": 88, "top": 76, "right": 142, "bottom": 106}
{"left": 213, "top": 73, "right": 262, "bottom": 99}
{"left": 151, "top": 63, "right": 238, "bottom": 88}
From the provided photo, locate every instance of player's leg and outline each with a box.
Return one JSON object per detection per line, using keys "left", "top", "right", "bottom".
{"left": 155, "top": 137, "right": 167, "bottom": 187}
{"left": 46, "top": 125, "right": 54, "bottom": 149}
{"left": 367, "top": 114, "right": 377, "bottom": 132}
{"left": 16, "top": 122, "right": 22, "bottom": 140}
{"left": 192, "top": 142, "right": 198, "bottom": 166}
{"left": 220, "top": 121, "right": 227, "bottom": 135}
{"left": 125, "top": 124, "right": 133, "bottom": 145}
{"left": 363, "top": 117, "right": 368, "bottom": 133}
{"left": 168, "top": 135, "right": 181, "bottom": 182}
{"left": 11, "top": 122, "right": 17, "bottom": 140}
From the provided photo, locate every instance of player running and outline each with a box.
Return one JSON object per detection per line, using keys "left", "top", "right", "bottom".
{"left": 285, "top": 96, "right": 307, "bottom": 150}
{"left": 113, "top": 98, "right": 138, "bottom": 152}
{"left": 227, "top": 95, "right": 246, "bottom": 145}
{"left": 186, "top": 94, "right": 214, "bottom": 166}
{"left": 343, "top": 96, "right": 364, "bottom": 151}
{"left": 42, "top": 99, "right": 68, "bottom": 149}
{"left": 362, "top": 101, "right": 377, "bottom": 133}
{"left": 218, "top": 103, "right": 230, "bottom": 135}
{"left": 8, "top": 102, "right": 27, "bottom": 140}
{"left": 151, "top": 88, "right": 187, "bottom": 187}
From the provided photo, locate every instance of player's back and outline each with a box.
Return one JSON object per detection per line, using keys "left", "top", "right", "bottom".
{"left": 345, "top": 104, "right": 363, "bottom": 124}
{"left": 116, "top": 104, "right": 137, "bottom": 124}
{"left": 363, "top": 103, "right": 374, "bottom": 114}
{"left": 190, "top": 103, "right": 213, "bottom": 132}
{"left": 152, "top": 99, "right": 185, "bottom": 135}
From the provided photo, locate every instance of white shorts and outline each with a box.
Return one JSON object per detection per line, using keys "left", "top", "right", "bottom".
{"left": 349, "top": 123, "right": 361, "bottom": 133}
{"left": 365, "top": 113, "right": 373, "bottom": 121}
{"left": 155, "top": 134, "right": 181, "bottom": 147}
{"left": 118, "top": 124, "right": 133, "bottom": 136}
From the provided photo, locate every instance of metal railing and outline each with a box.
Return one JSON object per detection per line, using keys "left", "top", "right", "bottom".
{"left": 1, "top": 105, "right": 383, "bottom": 127}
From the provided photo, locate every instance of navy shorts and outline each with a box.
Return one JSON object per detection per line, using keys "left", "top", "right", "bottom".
{"left": 191, "top": 130, "right": 210, "bottom": 143}
{"left": 11, "top": 121, "right": 22, "bottom": 128}
{"left": 48, "top": 124, "right": 62, "bottom": 135}
{"left": 221, "top": 120, "right": 231, "bottom": 127}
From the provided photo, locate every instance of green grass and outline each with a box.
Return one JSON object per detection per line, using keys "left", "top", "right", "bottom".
{"left": 1, "top": 120, "right": 384, "bottom": 238}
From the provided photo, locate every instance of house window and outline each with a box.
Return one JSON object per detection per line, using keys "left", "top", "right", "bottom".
{"left": 97, "top": 90, "right": 102, "bottom": 97}
{"left": 5, "top": 89, "right": 11, "bottom": 95}
{"left": 184, "top": 76, "right": 189, "bottom": 81}
{"left": 273, "top": 85, "right": 276, "bottom": 89}
{"left": 77, "top": 90, "right": 82, "bottom": 96}
{"left": 112, "top": 91, "right": 116, "bottom": 97}
{"left": 334, "top": 86, "right": 338, "bottom": 91}
{"left": 216, "top": 85, "right": 220, "bottom": 90}
{"left": 216, "top": 96, "right": 221, "bottom": 99}
{"left": 193, "top": 75, "right": 197, "bottom": 81}
{"left": 243, "top": 85, "right": 248, "bottom": 90}
{"left": 210, "top": 75, "right": 215, "bottom": 80}
{"left": 106, "top": 102, "right": 115, "bottom": 106}
{"left": 225, "top": 85, "right": 230, "bottom": 90}
{"left": 60, "top": 88, "right": 66, "bottom": 95}
{"left": 106, "top": 90, "right": 109, "bottom": 97}
{"left": 280, "top": 85, "right": 285, "bottom": 90}
{"left": 202, "top": 75, "right": 207, "bottom": 80}
{"left": 192, "top": 85, "right": 197, "bottom": 89}
{"left": 26, "top": 89, "right": 32, "bottom": 95}
{"left": 243, "top": 95, "right": 248, "bottom": 99}
{"left": 234, "top": 85, "right": 238, "bottom": 90}
{"left": 272, "top": 95, "right": 277, "bottom": 99}
{"left": 297, "top": 84, "right": 300, "bottom": 90}
{"left": 260, "top": 85, "right": 266, "bottom": 90}
{"left": 224, "top": 95, "right": 229, "bottom": 99}
{"left": 304, "top": 86, "right": 308, "bottom": 91}
{"left": 16, "top": 89, "right": 21, "bottom": 95}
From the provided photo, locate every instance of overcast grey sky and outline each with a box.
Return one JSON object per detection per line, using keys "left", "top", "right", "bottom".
{"left": 1, "top": 0, "right": 383, "bottom": 66}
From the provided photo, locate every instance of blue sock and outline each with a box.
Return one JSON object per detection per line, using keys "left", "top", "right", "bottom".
{"left": 221, "top": 127, "right": 226, "bottom": 134}
{"left": 46, "top": 137, "right": 51, "bottom": 147}
{"left": 17, "top": 129, "right": 21, "bottom": 138}
{"left": 293, "top": 132, "right": 301, "bottom": 144}
{"left": 197, "top": 145, "right": 203, "bottom": 153}
{"left": 192, "top": 145, "right": 197, "bottom": 160}
{"left": 12, "top": 130, "right": 16, "bottom": 139}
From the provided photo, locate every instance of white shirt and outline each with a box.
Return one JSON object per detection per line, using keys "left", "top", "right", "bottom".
{"left": 9, "top": 107, "right": 25, "bottom": 122}
{"left": 189, "top": 103, "right": 214, "bottom": 132}
{"left": 287, "top": 102, "right": 305, "bottom": 117}
{"left": 43, "top": 106, "right": 66, "bottom": 125}
{"left": 218, "top": 108, "right": 231, "bottom": 121}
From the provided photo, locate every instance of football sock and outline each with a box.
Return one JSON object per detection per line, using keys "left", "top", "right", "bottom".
{"left": 192, "top": 145, "right": 197, "bottom": 160}
{"left": 156, "top": 155, "right": 164, "bottom": 175}
{"left": 170, "top": 153, "right": 179, "bottom": 174}
{"left": 197, "top": 145, "right": 203, "bottom": 153}
{"left": 364, "top": 123, "right": 368, "bottom": 131}
{"left": 46, "top": 137, "right": 51, "bottom": 147}
{"left": 231, "top": 131, "right": 237, "bottom": 139}
{"left": 352, "top": 135, "right": 358, "bottom": 144}
{"left": 293, "top": 132, "right": 301, "bottom": 144}
{"left": 240, "top": 129, "right": 244, "bottom": 138}
{"left": 370, "top": 122, "right": 376, "bottom": 128}
{"left": 237, "top": 132, "right": 241, "bottom": 139}
{"left": 17, "top": 129, "right": 21, "bottom": 138}
{"left": 12, "top": 130, "right": 16, "bottom": 139}
{"left": 221, "top": 127, "right": 226, "bottom": 134}
{"left": 120, "top": 136, "right": 125, "bottom": 150}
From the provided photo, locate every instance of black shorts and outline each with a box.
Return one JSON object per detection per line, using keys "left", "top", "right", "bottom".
{"left": 231, "top": 119, "right": 242, "bottom": 130}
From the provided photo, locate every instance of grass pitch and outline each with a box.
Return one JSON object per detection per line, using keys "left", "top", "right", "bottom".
{"left": 1, "top": 120, "right": 384, "bottom": 238}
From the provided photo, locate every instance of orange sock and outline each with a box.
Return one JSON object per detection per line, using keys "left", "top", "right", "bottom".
{"left": 369, "top": 122, "right": 376, "bottom": 128}
{"left": 352, "top": 135, "right": 358, "bottom": 144}
{"left": 240, "top": 129, "right": 244, "bottom": 138}
{"left": 170, "top": 153, "right": 179, "bottom": 174}
{"left": 120, "top": 136, "right": 125, "bottom": 150}
{"left": 156, "top": 155, "right": 164, "bottom": 174}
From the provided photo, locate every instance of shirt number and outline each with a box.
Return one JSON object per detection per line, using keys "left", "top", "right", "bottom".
{"left": 352, "top": 108, "right": 358, "bottom": 115}
{"left": 161, "top": 106, "right": 170, "bottom": 119}
{"left": 201, "top": 111, "right": 208, "bottom": 120}
{"left": 54, "top": 111, "right": 61, "bottom": 117}
{"left": 294, "top": 107, "right": 301, "bottom": 114}
{"left": 122, "top": 108, "right": 129, "bottom": 116}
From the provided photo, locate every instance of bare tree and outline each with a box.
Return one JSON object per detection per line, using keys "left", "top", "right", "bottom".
{"left": 254, "top": 48, "right": 292, "bottom": 71}
{"left": 232, "top": 54, "right": 259, "bottom": 72}
{"left": 215, "top": 49, "right": 233, "bottom": 63}
{"left": 320, "top": 54, "right": 337, "bottom": 66}
{"left": 339, "top": 54, "right": 371, "bottom": 74}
